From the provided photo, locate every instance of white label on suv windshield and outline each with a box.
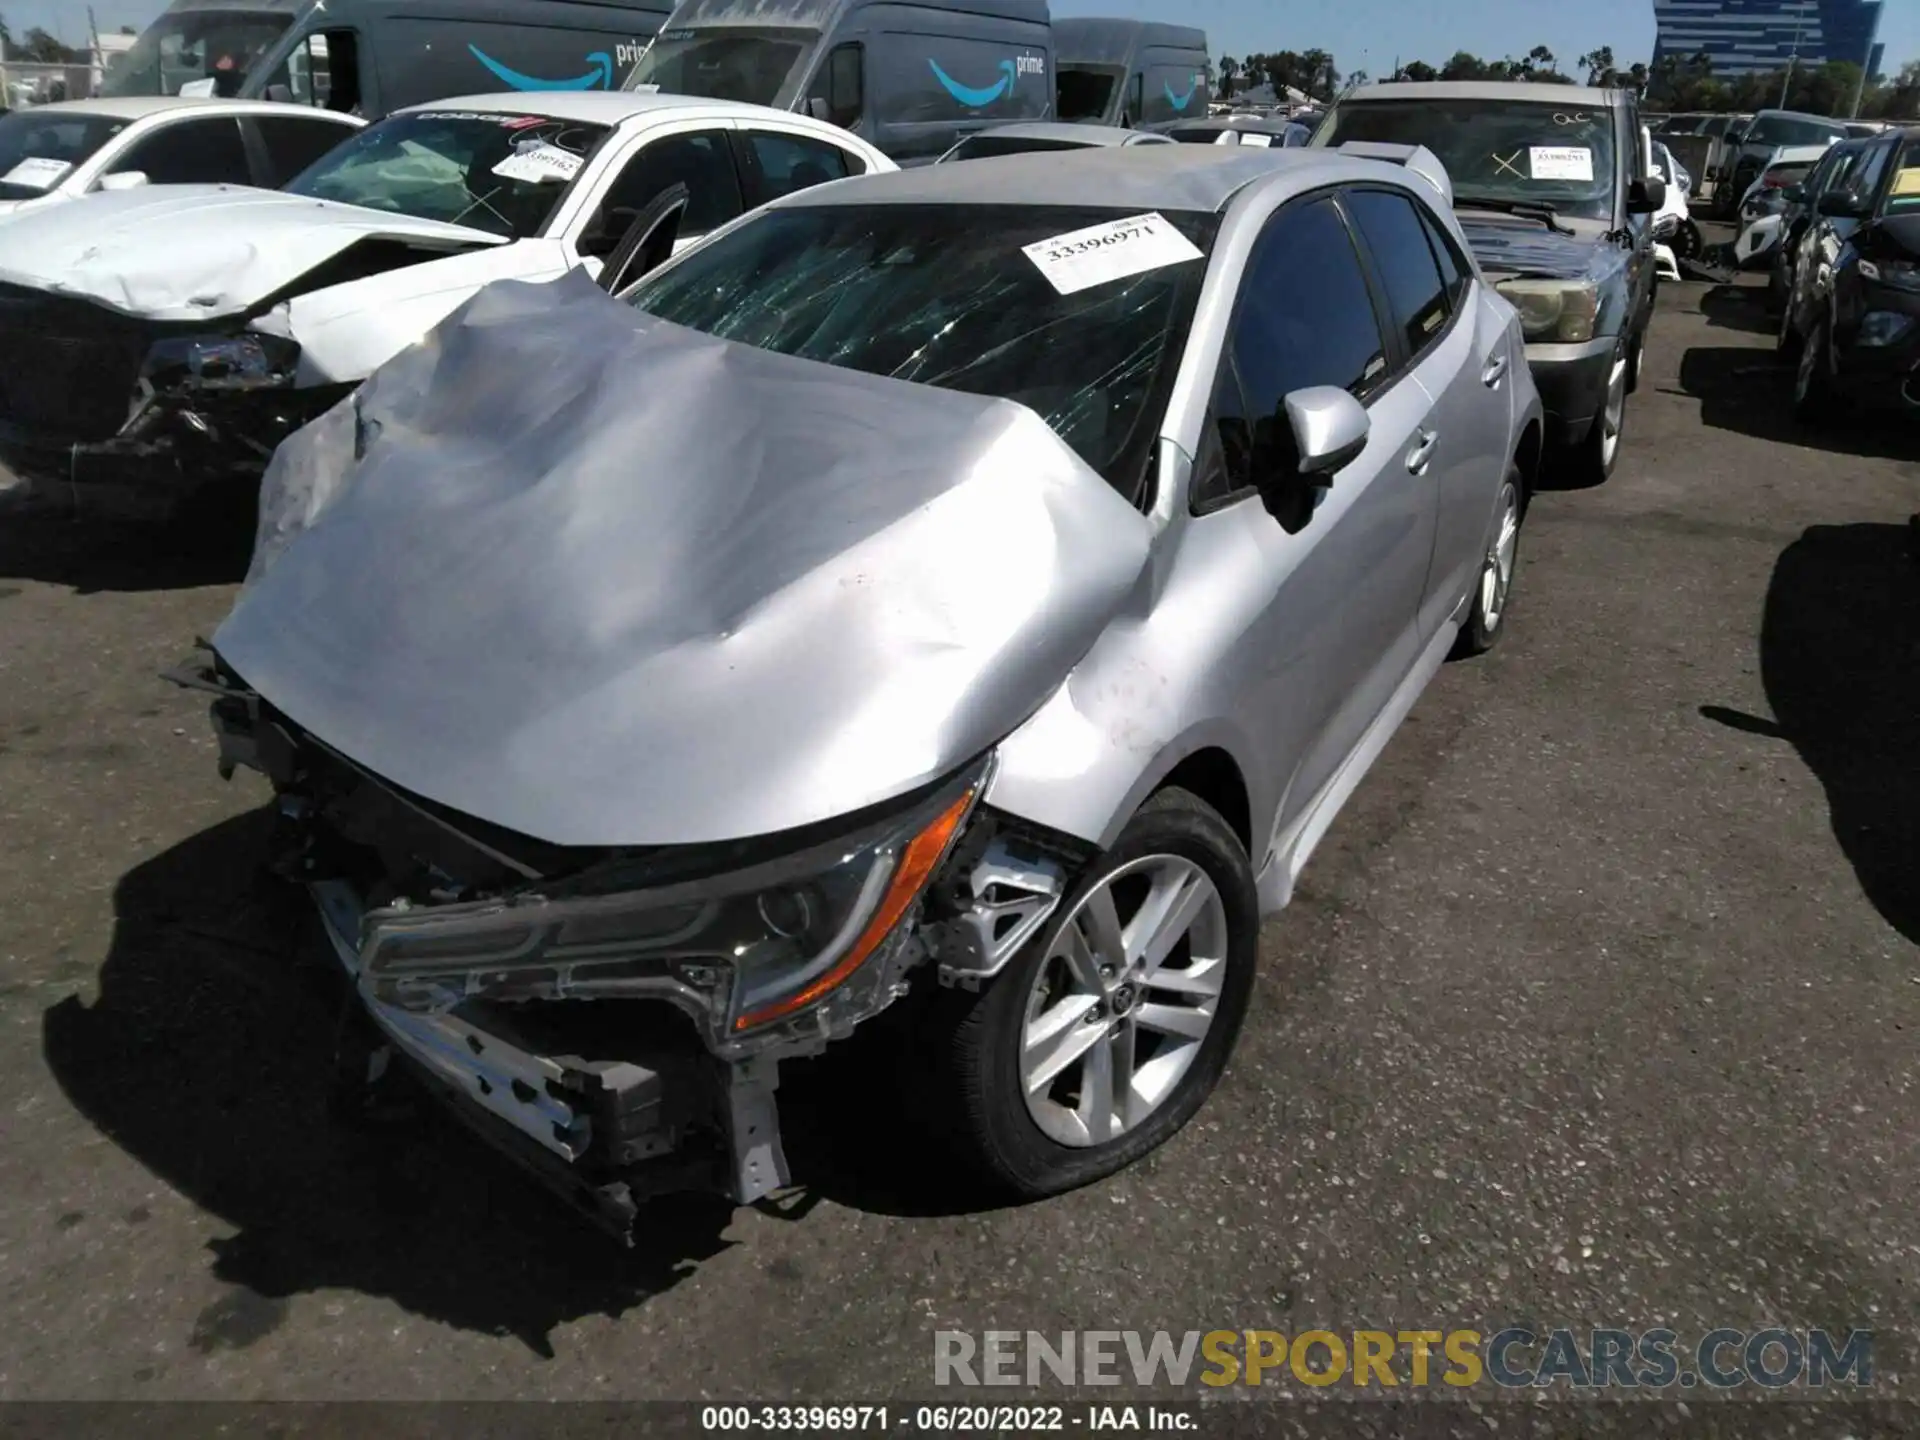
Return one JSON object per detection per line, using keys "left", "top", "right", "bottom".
{"left": 491, "top": 143, "right": 583, "bottom": 184}
{"left": 1530, "top": 146, "right": 1593, "bottom": 182}
{"left": 2, "top": 157, "right": 72, "bottom": 190}
{"left": 1023, "top": 212, "right": 1204, "bottom": 296}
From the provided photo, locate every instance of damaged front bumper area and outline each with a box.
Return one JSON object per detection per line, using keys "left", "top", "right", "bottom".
{"left": 0, "top": 285, "right": 344, "bottom": 516}
{"left": 171, "top": 652, "right": 1080, "bottom": 1239}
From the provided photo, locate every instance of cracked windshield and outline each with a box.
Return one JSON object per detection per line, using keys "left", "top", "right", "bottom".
{"left": 283, "top": 111, "right": 607, "bottom": 237}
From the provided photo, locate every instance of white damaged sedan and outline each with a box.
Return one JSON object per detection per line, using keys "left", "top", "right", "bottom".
{"left": 0, "top": 91, "right": 890, "bottom": 517}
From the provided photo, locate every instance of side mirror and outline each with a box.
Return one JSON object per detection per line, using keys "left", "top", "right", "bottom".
{"left": 806, "top": 96, "right": 830, "bottom": 122}
{"left": 1282, "top": 386, "right": 1369, "bottom": 483}
{"left": 1817, "top": 188, "right": 1869, "bottom": 219}
{"left": 1626, "top": 175, "right": 1666, "bottom": 214}
{"left": 98, "top": 170, "right": 148, "bottom": 191}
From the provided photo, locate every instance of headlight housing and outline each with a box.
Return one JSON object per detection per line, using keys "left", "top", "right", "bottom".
{"left": 357, "top": 764, "right": 986, "bottom": 1037}
{"left": 140, "top": 331, "right": 301, "bottom": 391}
{"left": 1494, "top": 279, "right": 1601, "bottom": 344}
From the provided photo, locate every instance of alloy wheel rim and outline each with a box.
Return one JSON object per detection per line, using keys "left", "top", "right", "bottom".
{"left": 1019, "top": 855, "right": 1228, "bottom": 1149}
{"left": 1599, "top": 356, "right": 1628, "bottom": 470}
{"left": 1479, "top": 480, "right": 1521, "bottom": 633}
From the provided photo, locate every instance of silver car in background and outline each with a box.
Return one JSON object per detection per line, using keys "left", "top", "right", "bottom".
{"left": 182, "top": 144, "right": 1543, "bottom": 1237}
{"left": 936, "top": 121, "right": 1175, "bottom": 162}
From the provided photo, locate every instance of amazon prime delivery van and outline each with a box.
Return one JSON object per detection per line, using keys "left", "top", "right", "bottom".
{"left": 103, "top": 0, "right": 675, "bottom": 117}
{"left": 1054, "top": 19, "right": 1208, "bottom": 128}
{"left": 623, "top": 0, "right": 1052, "bottom": 163}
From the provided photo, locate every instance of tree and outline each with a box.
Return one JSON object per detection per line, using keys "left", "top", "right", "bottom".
{"left": 1397, "top": 59, "right": 1438, "bottom": 83}
{"left": 1299, "top": 47, "right": 1339, "bottom": 99}
{"left": 1579, "top": 45, "right": 1617, "bottom": 86}
{"left": 19, "top": 26, "right": 80, "bottom": 64}
{"left": 1218, "top": 54, "right": 1239, "bottom": 98}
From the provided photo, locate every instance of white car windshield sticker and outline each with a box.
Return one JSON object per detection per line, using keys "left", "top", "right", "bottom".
{"left": 1023, "top": 212, "right": 1204, "bottom": 296}
{"left": 491, "top": 142, "right": 584, "bottom": 184}
{"left": 1237, "top": 131, "right": 1273, "bottom": 147}
{"left": 1530, "top": 146, "right": 1593, "bottom": 182}
{"left": 2, "top": 156, "right": 72, "bottom": 190}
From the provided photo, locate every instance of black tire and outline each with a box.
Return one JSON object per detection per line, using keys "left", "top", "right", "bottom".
{"left": 1450, "top": 464, "right": 1524, "bottom": 660}
{"left": 1553, "top": 340, "right": 1628, "bottom": 487}
{"left": 923, "top": 787, "right": 1259, "bottom": 1200}
{"left": 1794, "top": 312, "right": 1839, "bottom": 425}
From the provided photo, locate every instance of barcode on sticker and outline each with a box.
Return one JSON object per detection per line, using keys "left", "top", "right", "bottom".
{"left": 1022, "top": 212, "right": 1204, "bottom": 296}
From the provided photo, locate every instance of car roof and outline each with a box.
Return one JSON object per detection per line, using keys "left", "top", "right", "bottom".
{"left": 7, "top": 96, "right": 361, "bottom": 122}
{"left": 1343, "top": 79, "right": 1624, "bottom": 108}
{"left": 395, "top": 91, "right": 812, "bottom": 128}
{"left": 960, "top": 122, "right": 1158, "bottom": 147}
{"left": 767, "top": 144, "right": 1413, "bottom": 215}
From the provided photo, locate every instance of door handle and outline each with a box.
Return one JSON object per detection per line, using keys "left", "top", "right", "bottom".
{"left": 1405, "top": 429, "right": 1438, "bottom": 473}
{"left": 1481, "top": 353, "right": 1508, "bottom": 387}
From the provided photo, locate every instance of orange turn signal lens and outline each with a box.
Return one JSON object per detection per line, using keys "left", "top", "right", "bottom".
{"left": 731, "top": 787, "right": 976, "bottom": 1032}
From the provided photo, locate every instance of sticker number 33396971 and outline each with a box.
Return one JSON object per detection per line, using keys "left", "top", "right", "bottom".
{"left": 1022, "top": 211, "right": 1205, "bottom": 296}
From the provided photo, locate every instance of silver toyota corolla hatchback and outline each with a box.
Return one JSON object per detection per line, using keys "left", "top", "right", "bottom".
{"left": 181, "top": 143, "right": 1543, "bottom": 1237}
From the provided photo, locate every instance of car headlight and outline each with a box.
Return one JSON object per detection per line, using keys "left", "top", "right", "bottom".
{"left": 357, "top": 764, "right": 987, "bottom": 1035}
{"left": 1859, "top": 258, "right": 1920, "bottom": 293}
{"left": 140, "top": 331, "right": 300, "bottom": 391}
{"left": 1494, "top": 279, "right": 1600, "bottom": 343}
{"left": 1652, "top": 214, "right": 1678, "bottom": 241}
{"left": 1857, "top": 310, "right": 1915, "bottom": 347}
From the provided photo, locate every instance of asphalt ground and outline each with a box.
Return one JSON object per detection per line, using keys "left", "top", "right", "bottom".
{"left": 0, "top": 244, "right": 1915, "bottom": 1428}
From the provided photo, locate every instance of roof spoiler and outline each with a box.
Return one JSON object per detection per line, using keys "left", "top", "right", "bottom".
{"left": 1334, "top": 142, "right": 1452, "bottom": 208}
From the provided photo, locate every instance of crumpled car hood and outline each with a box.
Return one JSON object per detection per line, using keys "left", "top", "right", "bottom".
{"left": 212, "top": 271, "right": 1154, "bottom": 848}
{"left": 0, "top": 184, "right": 506, "bottom": 321}
{"left": 1455, "top": 212, "right": 1622, "bottom": 282}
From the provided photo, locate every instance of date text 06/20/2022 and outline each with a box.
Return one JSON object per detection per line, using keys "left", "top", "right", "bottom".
{"left": 932, "top": 1327, "right": 1875, "bottom": 1390}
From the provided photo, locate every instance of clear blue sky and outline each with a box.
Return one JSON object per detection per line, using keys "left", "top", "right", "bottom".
{"left": 26, "top": 0, "right": 1920, "bottom": 73}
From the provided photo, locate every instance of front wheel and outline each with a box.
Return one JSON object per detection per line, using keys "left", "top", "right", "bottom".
{"left": 1794, "top": 313, "right": 1839, "bottom": 424}
{"left": 1450, "top": 465, "right": 1524, "bottom": 659}
{"left": 925, "top": 787, "right": 1259, "bottom": 1199}
{"left": 1555, "top": 342, "right": 1629, "bottom": 487}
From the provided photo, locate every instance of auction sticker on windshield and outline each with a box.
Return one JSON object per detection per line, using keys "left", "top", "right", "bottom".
{"left": 1530, "top": 146, "right": 1593, "bottom": 182}
{"left": 1023, "top": 212, "right": 1203, "bottom": 296}
{"left": 2, "top": 157, "right": 72, "bottom": 190}
{"left": 1892, "top": 168, "right": 1920, "bottom": 198}
{"left": 492, "top": 142, "right": 584, "bottom": 184}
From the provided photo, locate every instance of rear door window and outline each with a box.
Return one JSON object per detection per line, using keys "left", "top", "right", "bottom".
{"left": 739, "top": 129, "right": 855, "bottom": 205}
{"left": 110, "top": 115, "right": 250, "bottom": 185}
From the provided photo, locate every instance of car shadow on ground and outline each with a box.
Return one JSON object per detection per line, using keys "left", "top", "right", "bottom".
{"left": 40, "top": 808, "right": 998, "bottom": 1353}
{"left": 1702, "top": 522, "right": 1920, "bottom": 945}
{"left": 1699, "top": 281, "right": 1779, "bottom": 335}
{"left": 40, "top": 808, "right": 739, "bottom": 1357}
{"left": 0, "top": 493, "right": 252, "bottom": 594}
{"left": 1674, "top": 346, "right": 1920, "bottom": 463}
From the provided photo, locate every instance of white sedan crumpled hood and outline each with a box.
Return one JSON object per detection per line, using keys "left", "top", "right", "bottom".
{"left": 0, "top": 184, "right": 507, "bottom": 321}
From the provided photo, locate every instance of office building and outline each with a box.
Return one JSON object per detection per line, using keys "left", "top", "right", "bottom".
{"left": 1652, "top": 0, "right": 1884, "bottom": 79}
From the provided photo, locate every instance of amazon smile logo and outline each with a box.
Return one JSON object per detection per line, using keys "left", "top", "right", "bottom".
{"left": 928, "top": 52, "right": 1044, "bottom": 107}
{"left": 1165, "top": 74, "right": 1201, "bottom": 111}
{"left": 468, "top": 44, "right": 615, "bottom": 90}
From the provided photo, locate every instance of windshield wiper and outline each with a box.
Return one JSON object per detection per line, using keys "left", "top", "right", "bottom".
{"left": 1453, "top": 195, "right": 1575, "bottom": 237}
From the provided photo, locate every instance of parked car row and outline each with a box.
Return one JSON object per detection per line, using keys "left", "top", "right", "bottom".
{"left": 1776, "top": 127, "right": 1920, "bottom": 422}
{"left": 4, "top": 68, "right": 1707, "bottom": 1240}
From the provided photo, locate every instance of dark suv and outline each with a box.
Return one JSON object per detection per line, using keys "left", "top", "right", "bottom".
{"left": 1310, "top": 80, "right": 1665, "bottom": 484}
